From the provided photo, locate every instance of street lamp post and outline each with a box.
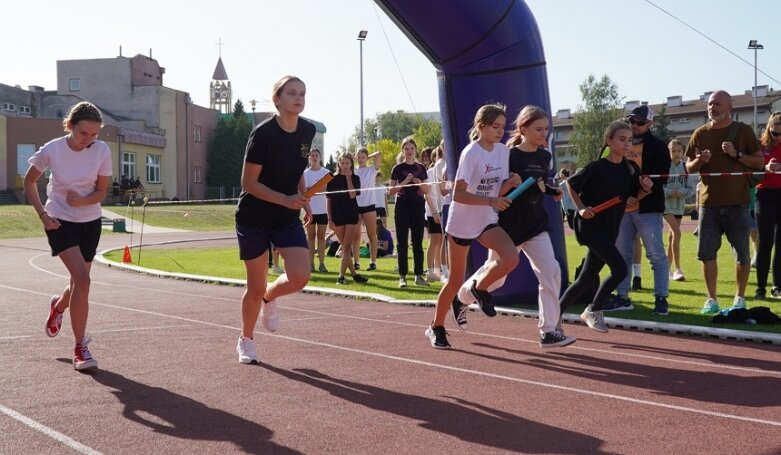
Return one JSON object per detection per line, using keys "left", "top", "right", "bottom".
{"left": 748, "top": 40, "right": 764, "bottom": 133}
{"left": 249, "top": 99, "right": 257, "bottom": 127}
{"left": 358, "top": 30, "right": 368, "bottom": 147}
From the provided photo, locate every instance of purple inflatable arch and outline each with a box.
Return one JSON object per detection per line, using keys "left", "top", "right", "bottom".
{"left": 375, "top": 0, "right": 568, "bottom": 303}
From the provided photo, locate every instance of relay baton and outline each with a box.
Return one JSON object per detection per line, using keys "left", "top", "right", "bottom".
{"left": 506, "top": 177, "right": 537, "bottom": 201}
{"left": 304, "top": 173, "right": 334, "bottom": 198}
{"left": 493, "top": 177, "right": 537, "bottom": 212}
{"left": 591, "top": 196, "right": 621, "bottom": 214}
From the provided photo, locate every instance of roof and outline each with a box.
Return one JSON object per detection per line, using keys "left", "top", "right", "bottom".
{"left": 212, "top": 57, "right": 228, "bottom": 81}
{"left": 120, "top": 128, "right": 166, "bottom": 148}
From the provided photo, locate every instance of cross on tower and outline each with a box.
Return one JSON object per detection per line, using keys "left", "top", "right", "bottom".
{"left": 216, "top": 37, "right": 226, "bottom": 57}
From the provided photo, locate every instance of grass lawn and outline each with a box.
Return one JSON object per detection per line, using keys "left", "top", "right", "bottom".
{"left": 109, "top": 202, "right": 237, "bottom": 231}
{"left": 105, "top": 228, "right": 781, "bottom": 335}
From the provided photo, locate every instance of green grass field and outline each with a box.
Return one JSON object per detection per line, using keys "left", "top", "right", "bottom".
{"left": 109, "top": 202, "right": 237, "bottom": 231}
{"left": 105, "top": 230, "right": 781, "bottom": 335}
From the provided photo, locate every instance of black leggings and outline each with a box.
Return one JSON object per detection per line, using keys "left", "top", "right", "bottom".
{"left": 395, "top": 199, "right": 425, "bottom": 276}
{"left": 755, "top": 188, "right": 781, "bottom": 289}
{"left": 559, "top": 226, "right": 627, "bottom": 312}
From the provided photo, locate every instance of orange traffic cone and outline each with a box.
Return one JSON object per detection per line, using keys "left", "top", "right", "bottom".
{"left": 122, "top": 245, "right": 132, "bottom": 263}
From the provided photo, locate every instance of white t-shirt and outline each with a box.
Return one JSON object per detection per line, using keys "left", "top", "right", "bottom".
{"left": 28, "top": 136, "right": 113, "bottom": 223}
{"left": 424, "top": 167, "right": 441, "bottom": 217}
{"left": 374, "top": 182, "right": 387, "bottom": 208}
{"left": 431, "top": 158, "right": 447, "bottom": 211}
{"left": 303, "top": 167, "right": 330, "bottom": 215}
{"left": 355, "top": 165, "right": 376, "bottom": 207}
{"left": 445, "top": 141, "right": 509, "bottom": 239}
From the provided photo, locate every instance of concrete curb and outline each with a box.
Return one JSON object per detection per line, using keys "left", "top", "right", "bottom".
{"left": 95, "top": 238, "right": 781, "bottom": 346}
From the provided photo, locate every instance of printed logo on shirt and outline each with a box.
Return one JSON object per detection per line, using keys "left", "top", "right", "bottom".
{"left": 476, "top": 176, "right": 500, "bottom": 197}
{"left": 485, "top": 164, "right": 503, "bottom": 174}
{"left": 300, "top": 144, "right": 311, "bottom": 158}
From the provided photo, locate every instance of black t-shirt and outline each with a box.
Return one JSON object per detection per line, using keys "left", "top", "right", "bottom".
{"left": 390, "top": 162, "right": 428, "bottom": 205}
{"left": 235, "top": 116, "right": 316, "bottom": 228}
{"left": 499, "top": 146, "right": 555, "bottom": 245}
{"left": 326, "top": 174, "right": 360, "bottom": 224}
{"left": 568, "top": 158, "right": 641, "bottom": 242}
{"left": 635, "top": 131, "right": 671, "bottom": 214}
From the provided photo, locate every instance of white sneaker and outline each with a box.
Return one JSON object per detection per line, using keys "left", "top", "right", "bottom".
{"left": 236, "top": 336, "right": 258, "bottom": 364}
{"left": 398, "top": 277, "right": 408, "bottom": 288}
{"left": 732, "top": 296, "right": 747, "bottom": 310}
{"left": 671, "top": 269, "right": 686, "bottom": 281}
{"left": 580, "top": 308, "right": 608, "bottom": 333}
{"left": 261, "top": 299, "right": 280, "bottom": 332}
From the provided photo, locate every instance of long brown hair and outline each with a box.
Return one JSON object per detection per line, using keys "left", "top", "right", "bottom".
{"left": 468, "top": 104, "right": 506, "bottom": 141}
{"left": 760, "top": 111, "right": 781, "bottom": 149}
{"left": 506, "top": 105, "right": 547, "bottom": 147}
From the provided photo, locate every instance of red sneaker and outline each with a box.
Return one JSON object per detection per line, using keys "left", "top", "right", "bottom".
{"left": 73, "top": 336, "right": 98, "bottom": 371}
{"left": 45, "top": 296, "right": 63, "bottom": 338}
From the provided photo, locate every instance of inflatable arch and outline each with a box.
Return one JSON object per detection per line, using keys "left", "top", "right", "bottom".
{"left": 375, "top": 0, "right": 568, "bottom": 303}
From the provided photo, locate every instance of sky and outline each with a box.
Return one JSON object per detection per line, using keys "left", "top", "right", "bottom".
{"left": 3, "top": 0, "right": 780, "bottom": 159}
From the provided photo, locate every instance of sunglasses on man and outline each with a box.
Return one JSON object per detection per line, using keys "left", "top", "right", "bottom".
{"left": 629, "top": 118, "right": 648, "bottom": 126}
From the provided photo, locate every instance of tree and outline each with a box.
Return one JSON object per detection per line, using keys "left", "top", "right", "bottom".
{"left": 207, "top": 100, "right": 253, "bottom": 192}
{"left": 651, "top": 106, "right": 674, "bottom": 144}
{"left": 570, "top": 74, "right": 625, "bottom": 168}
{"left": 325, "top": 153, "right": 337, "bottom": 173}
{"left": 349, "top": 110, "right": 440, "bottom": 152}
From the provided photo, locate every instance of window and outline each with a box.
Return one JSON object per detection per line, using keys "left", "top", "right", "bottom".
{"left": 69, "top": 78, "right": 80, "bottom": 91}
{"left": 20, "top": 106, "right": 31, "bottom": 115}
{"left": 193, "top": 125, "right": 202, "bottom": 143}
{"left": 16, "top": 144, "right": 36, "bottom": 175}
{"left": 146, "top": 155, "right": 161, "bottom": 183}
{"left": 122, "top": 152, "right": 136, "bottom": 181}
{"left": 3, "top": 103, "right": 16, "bottom": 112}
{"left": 193, "top": 166, "right": 203, "bottom": 184}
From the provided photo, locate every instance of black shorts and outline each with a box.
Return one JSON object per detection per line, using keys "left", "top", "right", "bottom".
{"left": 45, "top": 218, "right": 102, "bottom": 262}
{"left": 450, "top": 223, "right": 500, "bottom": 246}
{"left": 426, "top": 216, "right": 442, "bottom": 234}
{"left": 311, "top": 213, "right": 329, "bottom": 225}
{"left": 236, "top": 220, "right": 308, "bottom": 261}
{"left": 375, "top": 206, "right": 387, "bottom": 218}
{"left": 358, "top": 205, "right": 375, "bottom": 215}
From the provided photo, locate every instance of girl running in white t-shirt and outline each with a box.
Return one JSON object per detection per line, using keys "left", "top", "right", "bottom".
{"left": 425, "top": 104, "right": 521, "bottom": 349}
{"left": 26, "top": 101, "right": 113, "bottom": 371}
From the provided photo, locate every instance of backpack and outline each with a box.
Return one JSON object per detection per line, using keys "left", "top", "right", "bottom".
{"left": 726, "top": 121, "right": 764, "bottom": 187}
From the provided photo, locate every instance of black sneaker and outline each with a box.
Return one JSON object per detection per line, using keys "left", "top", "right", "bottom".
{"left": 367, "top": 263, "right": 377, "bottom": 271}
{"left": 425, "top": 325, "right": 451, "bottom": 349}
{"left": 652, "top": 296, "right": 669, "bottom": 316}
{"left": 631, "top": 276, "right": 642, "bottom": 291}
{"left": 470, "top": 280, "right": 496, "bottom": 317}
{"left": 540, "top": 331, "right": 576, "bottom": 349}
{"left": 451, "top": 296, "right": 469, "bottom": 331}
{"left": 337, "top": 276, "right": 348, "bottom": 285}
{"left": 755, "top": 288, "right": 767, "bottom": 300}
{"left": 603, "top": 295, "right": 633, "bottom": 312}
{"left": 354, "top": 262, "right": 361, "bottom": 270}
{"left": 352, "top": 274, "right": 369, "bottom": 284}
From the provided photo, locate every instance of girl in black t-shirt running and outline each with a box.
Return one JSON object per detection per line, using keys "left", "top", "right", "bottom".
{"left": 558, "top": 121, "right": 651, "bottom": 334}
{"left": 327, "top": 153, "right": 369, "bottom": 285}
{"left": 234, "top": 75, "right": 316, "bottom": 364}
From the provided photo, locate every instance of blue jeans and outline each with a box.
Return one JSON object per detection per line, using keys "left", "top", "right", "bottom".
{"left": 615, "top": 212, "right": 669, "bottom": 297}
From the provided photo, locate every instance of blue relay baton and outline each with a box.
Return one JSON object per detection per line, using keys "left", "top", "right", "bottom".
{"left": 494, "top": 177, "right": 536, "bottom": 212}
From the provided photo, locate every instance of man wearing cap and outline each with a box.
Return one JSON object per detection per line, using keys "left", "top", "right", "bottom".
{"left": 685, "top": 90, "right": 762, "bottom": 314}
{"left": 604, "top": 105, "right": 672, "bottom": 315}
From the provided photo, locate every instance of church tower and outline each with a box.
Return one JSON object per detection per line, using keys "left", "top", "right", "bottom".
{"left": 209, "top": 39, "right": 232, "bottom": 113}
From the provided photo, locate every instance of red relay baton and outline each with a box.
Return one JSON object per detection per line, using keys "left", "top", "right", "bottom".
{"left": 591, "top": 196, "right": 621, "bottom": 214}
{"left": 304, "top": 173, "right": 334, "bottom": 198}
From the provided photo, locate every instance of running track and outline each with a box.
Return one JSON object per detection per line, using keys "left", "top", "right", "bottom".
{"left": 1, "top": 233, "right": 780, "bottom": 454}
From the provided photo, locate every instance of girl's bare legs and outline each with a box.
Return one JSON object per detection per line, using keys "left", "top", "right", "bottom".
{"left": 433, "top": 238, "right": 469, "bottom": 326}
{"left": 56, "top": 247, "right": 93, "bottom": 343}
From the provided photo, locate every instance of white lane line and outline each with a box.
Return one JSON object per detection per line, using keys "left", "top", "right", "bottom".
{"left": 0, "top": 404, "right": 104, "bottom": 455}
{"left": 90, "top": 325, "right": 188, "bottom": 335}
{"left": 0, "top": 335, "right": 31, "bottom": 341}
{"left": 2, "top": 283, "right": 779, "bottom": 378}
{"left": 91, "top": 302, "right": 781, "bottom": 428}
{"left": 27, "top": 253, "right": 110, "bottom": 286}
